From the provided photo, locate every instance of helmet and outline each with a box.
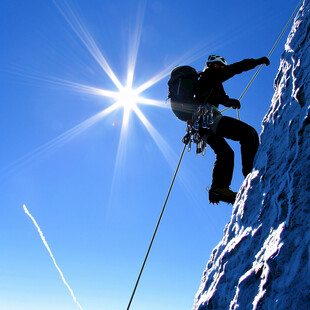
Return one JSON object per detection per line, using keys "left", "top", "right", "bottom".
{"left": 207, "top": 55, "right": 227, "bottom": 66}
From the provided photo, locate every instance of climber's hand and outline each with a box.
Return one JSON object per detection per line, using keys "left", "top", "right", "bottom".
{"left": 258, "top": 57, "right": 270, "bottom": 66}
{"left": 227, "top": 98, "right": 241, "bottom": 109}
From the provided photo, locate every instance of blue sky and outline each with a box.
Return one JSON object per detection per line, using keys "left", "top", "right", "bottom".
{"left": 0, "top": 0, "right": 300, "bottom": 309}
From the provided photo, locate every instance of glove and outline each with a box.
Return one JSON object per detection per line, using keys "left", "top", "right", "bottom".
{"left": 227, "top": 98, "right": 241, "bottom": 109}
{"left": 258, "top": 57, "right": 270, "bottom": 66}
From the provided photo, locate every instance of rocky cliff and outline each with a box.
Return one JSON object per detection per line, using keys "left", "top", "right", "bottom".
{"left": 193, "top": 1, "right": 310, "bottom": 309}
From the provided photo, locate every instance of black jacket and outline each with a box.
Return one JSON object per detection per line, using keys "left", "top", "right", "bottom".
{"left": 195, "top": 58, "right": 265, "bottom": 108}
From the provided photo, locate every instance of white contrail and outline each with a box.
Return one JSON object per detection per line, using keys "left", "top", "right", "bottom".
{"left": 23, "top": 204, "right": 83, "bottom": 310}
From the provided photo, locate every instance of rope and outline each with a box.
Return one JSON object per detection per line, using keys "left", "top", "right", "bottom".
{"left": 127, "top": 144, "right": 187, "bottom": 310}
{"left": 221, "top": 0, "right": 302, "bottom": 119}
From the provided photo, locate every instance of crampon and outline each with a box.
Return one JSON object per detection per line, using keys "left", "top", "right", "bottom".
{"left": 208, "top": 188, "right": 237, "bottom": 205}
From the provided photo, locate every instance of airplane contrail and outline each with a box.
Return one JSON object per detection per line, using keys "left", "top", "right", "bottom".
{"left": 23, "top": 204, "right": 83, "bottom": 310}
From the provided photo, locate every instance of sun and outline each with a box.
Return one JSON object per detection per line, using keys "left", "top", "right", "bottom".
{"left": 3, "top": 0, "right": 187, "bottom": 213}
{"left": 18, "top": 0, "right": 176, "bottom": 177}
{"left": 116, "top": 85, "right": 140, "bottom": 113}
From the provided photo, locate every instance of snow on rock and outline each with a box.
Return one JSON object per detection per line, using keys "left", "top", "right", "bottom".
{"left": 193, "top": 1, "right": 310, "bottom": 309}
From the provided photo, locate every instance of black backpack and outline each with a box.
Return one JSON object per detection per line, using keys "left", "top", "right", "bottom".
{"left": 168, "top": 66, "right": 199, "bottom": 122}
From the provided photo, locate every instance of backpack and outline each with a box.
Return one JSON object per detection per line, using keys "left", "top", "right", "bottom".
{"left": 168, "top": 66, "right": 199, "bottom": 122}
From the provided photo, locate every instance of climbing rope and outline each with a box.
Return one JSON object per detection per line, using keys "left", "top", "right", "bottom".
{"left": 221, "top": 0, "right": 302, "bottom": 120}
{"left": 127, "top": 144, "right": 187, "bottom": 310}
{"left": 126, "top": 2, "right": 302, "bottom": 308}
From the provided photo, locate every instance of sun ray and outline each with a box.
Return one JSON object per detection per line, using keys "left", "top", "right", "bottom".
{"left": 0, "top": 103, "right": 120, "bottom": 179}
{"left": 45, "top": 76, "right": 120, "bottom": 99}
{"left": 134, "top": 31, "right": 239, "bottom": 95}
{"left": 133, "top": 105, "right": 178, "bottom": 169}
{"left": 109, "top": 106, "right": 132, "bottom": 204}
{"left": 136, "top": 97, "right": 166, "bottom": 108}
{"left": 54, "top": 0, "right": 123, "bottom": 90}
{"left": 126, "top": 0, "right": 146, "bottom": 88}
{"left": 45, "top": 76, "right": 118, "bottom": 99}
{"left": 134, "top": 53, "right": 198, "bottom": 95}
{"left": 134, "top": 45, "right": 209, "bottom": 95}
{"left": 6, "top": 62, "right": 121, "bottom": 101}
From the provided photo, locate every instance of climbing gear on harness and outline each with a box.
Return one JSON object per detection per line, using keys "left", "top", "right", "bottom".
{"left": 182, "top": 104, "right": 215, "bottom": 155}
{"left": 182, "top": 125, "right": 207, "bottom": 155}
{"left": 194, "top": 104, "right": 214, "bottom": 129}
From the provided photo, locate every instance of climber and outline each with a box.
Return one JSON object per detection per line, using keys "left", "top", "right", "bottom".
{"left": 194, "top": 54, "right": 270, "bottom": 204}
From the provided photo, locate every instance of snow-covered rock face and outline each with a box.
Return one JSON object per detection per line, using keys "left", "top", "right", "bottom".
{"left": 193, "top": 1, "right": 310, "bottom": 309}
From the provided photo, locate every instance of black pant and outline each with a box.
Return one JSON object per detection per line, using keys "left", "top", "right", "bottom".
{"left": 201, "top": 116, "right": 259, "bottom": 189}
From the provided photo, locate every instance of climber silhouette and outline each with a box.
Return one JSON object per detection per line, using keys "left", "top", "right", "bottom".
{"left": 194, "top": 55, "right": 270, "bottom": 203}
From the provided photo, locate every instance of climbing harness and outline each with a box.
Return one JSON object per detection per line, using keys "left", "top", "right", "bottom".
{"left": 126, "top": 2, "right": 302, "bottom": 308}
{"left": 182, "top": 104, "right": 215, "bottom": 155}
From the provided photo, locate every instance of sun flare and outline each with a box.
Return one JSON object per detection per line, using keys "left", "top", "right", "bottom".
{"left": 117, "top": 85, "right": 140, "bottom": 112}
{"left": 6, "top": 1, "right": 176, "bottom": 184}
